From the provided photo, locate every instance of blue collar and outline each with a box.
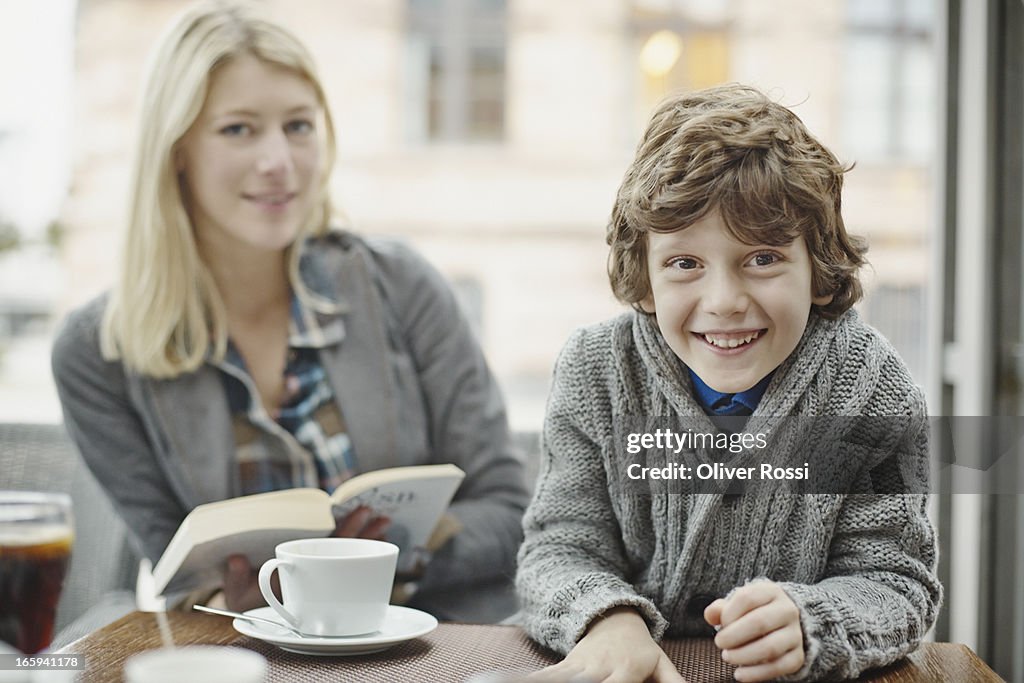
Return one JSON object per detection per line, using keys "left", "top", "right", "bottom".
{"left": 688, "top": 369, "right": 774, "bottom": 415}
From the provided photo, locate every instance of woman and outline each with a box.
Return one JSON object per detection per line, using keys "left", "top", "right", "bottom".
{"left": 52, "top": 0, "right": 527, "bottom": 620}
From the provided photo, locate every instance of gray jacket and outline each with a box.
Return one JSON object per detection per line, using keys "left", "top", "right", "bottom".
{"left": 52, "top": 231, "right": 529, "bottom": 619}
{"left": 516, "top": 310, "right": 941, "bottom": 680}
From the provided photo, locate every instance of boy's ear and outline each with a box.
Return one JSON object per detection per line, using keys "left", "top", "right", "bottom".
{"left": 812, "top": 292, "right": 834, "bottom": 306}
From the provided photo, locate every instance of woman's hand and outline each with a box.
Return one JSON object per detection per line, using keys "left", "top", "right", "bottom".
{"left": 704, "top": 581, "right": 805, "bottom": 682}
{"left": 220, "top": 554, "right": 273, "bottom": 612}
{"left": 528, "top": 606, "right": 687, "bottom": 683}
{"left": 333, "top": 505, "right": 391, "bottom": 539}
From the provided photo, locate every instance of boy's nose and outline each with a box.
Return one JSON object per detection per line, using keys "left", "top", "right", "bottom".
{"left": 700, "top": 271, "right": 750, "bottom": 317}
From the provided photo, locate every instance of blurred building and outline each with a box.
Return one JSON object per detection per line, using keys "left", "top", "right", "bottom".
{"left": 64, "top": 0, "right": 936, "bottom": 430}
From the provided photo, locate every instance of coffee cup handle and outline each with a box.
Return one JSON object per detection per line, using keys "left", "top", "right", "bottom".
{"left": 257, "top": 558, "right": 299, "bottom": 630}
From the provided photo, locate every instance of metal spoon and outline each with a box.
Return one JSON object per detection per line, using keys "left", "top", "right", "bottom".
{"left": 192, "top": 604, "right": 308, "bottom": 638}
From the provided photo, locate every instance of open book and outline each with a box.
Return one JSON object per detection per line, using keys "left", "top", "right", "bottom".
{"left": 149, "top": 463, "right": 465, "bottom": 596}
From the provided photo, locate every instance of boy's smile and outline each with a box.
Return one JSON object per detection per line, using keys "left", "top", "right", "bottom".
{"left": 642, "top": 208, "right": 832, "bottom": 394}
{"left": 696, "top": 328, "right": 764, "bottom": 352}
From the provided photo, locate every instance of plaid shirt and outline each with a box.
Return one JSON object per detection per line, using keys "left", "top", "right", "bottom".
{"left": 214, "top": 295, "right": 357, "bottom": 496}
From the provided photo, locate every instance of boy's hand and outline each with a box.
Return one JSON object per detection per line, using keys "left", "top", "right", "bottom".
{"left": 528, "top": 606, "right": 687, "bottom": 683}
{"left": 704, "top": 581, "right": 805, "bottom": 682}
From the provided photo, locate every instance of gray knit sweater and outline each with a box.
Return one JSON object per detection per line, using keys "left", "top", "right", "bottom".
{"left": 516, "top": 310, "right": 941, "bottom": 681}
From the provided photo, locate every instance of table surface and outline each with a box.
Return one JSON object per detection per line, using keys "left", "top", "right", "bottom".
{"left": 61, "top": 611, "right": 1004, "bottom": 683}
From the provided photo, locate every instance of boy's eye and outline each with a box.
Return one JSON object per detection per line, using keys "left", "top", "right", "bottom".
{"left": 667, "top": 256, "right": 699, "bottom": 270}
{"left": 285, "top": 119, "right": 315, "bottom": 135}
{"left": 219, "top": 123, "right": 252, "bottom": 137}
{"left": 750, "top": 251, "right": 781, "bottom": 267}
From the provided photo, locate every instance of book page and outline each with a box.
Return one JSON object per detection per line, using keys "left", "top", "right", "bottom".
{"left": 333, "top": 474, "right": 463, "bottom": 575}
{"left": 152, "top": 488, "right": 333, "bottom": 594}
{"left": 168, "top": 527, "right": 331, "bottom": 593}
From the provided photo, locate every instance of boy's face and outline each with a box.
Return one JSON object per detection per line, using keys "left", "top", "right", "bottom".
{"left": 642, "top": 208, "right": 833, "bottom": 394}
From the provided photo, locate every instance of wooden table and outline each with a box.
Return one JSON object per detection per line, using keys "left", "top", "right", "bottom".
{"left": 61, "top": 611, "right": 1003, "bottom": 682}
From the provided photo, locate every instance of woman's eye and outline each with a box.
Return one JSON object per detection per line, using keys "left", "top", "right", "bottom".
{"left": 667, "top": 257, "right": 699, "bottom": 270}
{"left": 219, "top": 123, "right": 252, "bottom": 137}
{"left": 285, "top": 119, "right": 314, "bottom": 135}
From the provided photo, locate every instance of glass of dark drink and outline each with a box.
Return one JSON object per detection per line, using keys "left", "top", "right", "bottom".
{"left": 0, "top": 492, "right": 73, "bottom": 654}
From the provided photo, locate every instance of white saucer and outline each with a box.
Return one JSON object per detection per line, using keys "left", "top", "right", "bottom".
{"left": 232, "top": 605, "right": 437, "bottom": 656}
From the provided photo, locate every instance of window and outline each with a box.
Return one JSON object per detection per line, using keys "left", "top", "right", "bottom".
{"left": 406, "top": 0, "right": 507, "bottom": 143}
{"left": 628, "top": 0, "right": 731, "bottom": 128}
{"left": 841, "top": 0, "right": 936, "bottom": 162}
{"left": 863, "top": 283, "right": 926, "bottom": 381}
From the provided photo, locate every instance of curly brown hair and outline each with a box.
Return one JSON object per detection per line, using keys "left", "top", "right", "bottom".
{"left": 607, "top": 84, "right": 867, "bottom": 319}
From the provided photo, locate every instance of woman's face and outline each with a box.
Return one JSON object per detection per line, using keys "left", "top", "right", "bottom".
{"left": 177, "top": 55, "right": 322, "bottom": 256}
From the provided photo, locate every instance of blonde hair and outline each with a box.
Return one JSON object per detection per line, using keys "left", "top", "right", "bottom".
{"left": 100, "top": 0, "right": 337, "bottom": 378}
{"left": 607, "top": 84, "right": 867, "bottom": 319}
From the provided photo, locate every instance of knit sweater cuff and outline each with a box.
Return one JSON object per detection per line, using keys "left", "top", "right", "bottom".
{"left": 536, "top": 574, "right": 669, "bottom": 654}
{"left": 776, "top": 580, "right": 927, "bottom": 681}
{"left": 773, "top": 582, "right": 838, "bottom": 681}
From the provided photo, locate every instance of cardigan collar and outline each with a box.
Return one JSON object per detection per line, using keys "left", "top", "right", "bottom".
{"left": 142, "top": 232, "right": 401, "bottom": 508}
{"left": 632, "top": 309, "right": 849, "bottom": 432}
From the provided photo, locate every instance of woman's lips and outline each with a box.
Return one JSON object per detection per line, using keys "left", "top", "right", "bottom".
{"left": 244, "top": 192, "right": 296, "bottom": 210}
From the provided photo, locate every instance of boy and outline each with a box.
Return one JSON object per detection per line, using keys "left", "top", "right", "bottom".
{"left": 516, "top": 85, "right": 941, "bottom": 682}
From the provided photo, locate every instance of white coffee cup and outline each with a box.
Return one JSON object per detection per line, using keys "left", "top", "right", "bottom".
{"left": 124, "top": 645, "right": 266, "bottom": 683}
{"left": 258, "top": 537, "right": 398, "bottom": 637}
